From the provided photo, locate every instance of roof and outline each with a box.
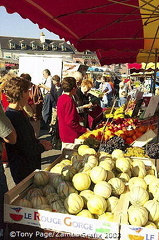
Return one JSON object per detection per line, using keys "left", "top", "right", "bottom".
{"left": 0, "top": 36, "right": 75, "bottom": 53}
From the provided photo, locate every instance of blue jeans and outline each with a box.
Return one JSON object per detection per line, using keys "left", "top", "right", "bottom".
{"left": 42, "top": 93, "right": 52, "bottom": 124}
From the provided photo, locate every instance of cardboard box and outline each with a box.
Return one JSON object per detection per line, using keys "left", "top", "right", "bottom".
{"left": 4, "top": 149, "right": 120, "bottom": 239}
{"left": 132, "top": 129, "right": 157, "bottom": 147}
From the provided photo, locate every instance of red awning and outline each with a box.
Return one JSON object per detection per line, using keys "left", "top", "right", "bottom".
{"left": 127, "top": 63, "right": 142, "bottom": 70}
{"left": 1, "top": 0, "right": 159, "bottom": 54}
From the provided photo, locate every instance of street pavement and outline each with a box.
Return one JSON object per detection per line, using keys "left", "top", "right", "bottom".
{"left": 4, "top": 129, "right": 62, "bottom": 190}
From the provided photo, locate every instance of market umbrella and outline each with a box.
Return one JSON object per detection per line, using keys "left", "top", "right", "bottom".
{"left": 96, "top": 48, "right": 159, "bottom": 93}
{"left": 1, "top": 0, "right": 159, "bottom": 52}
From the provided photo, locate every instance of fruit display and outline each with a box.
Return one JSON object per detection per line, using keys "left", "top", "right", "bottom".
{"left": 13, "top": 145, "right": 159, "bottom": 230}
{"left": 99, "top": 136, "right": 126, "bottom": 153}
{"left": 146, "top": 143, "right": 159, "bottom": 159}
{"left": 79, "top": 115, "right": 156, "bottom": 146}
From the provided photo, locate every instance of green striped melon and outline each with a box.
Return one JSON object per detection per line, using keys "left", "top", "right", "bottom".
{"left": 61, "top": 165, "right": 77, "bottom": 181}
{"left": 34, "top": 171, "right": 50, "bottom": 187}
{"left": 42, "top": 184, "right": 56, "bottom": 196}
{"left": 25, "top": 188, "right": 44, "bottom": 200}
{"left": 57, "top": 181, "right": 78, "bottom": 199}
{"left": 31, "top": 196, "right": 48, "bottom": 209}
{"left": 16, "top": 199, "right": 32, "bottom": 208}
{"left": 50, "top": 200, "right": 64, "bottom": 212}
{"left": 46, "top": 193, "right": 60, "bottom": 204}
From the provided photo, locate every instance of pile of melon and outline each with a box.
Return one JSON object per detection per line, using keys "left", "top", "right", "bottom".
{"left": 15, "top": 144, "right": 159, "bottom": 228}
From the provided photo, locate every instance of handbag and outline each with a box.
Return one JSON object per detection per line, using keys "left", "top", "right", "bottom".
{"left": 87, "top": 105, "right": 103, "bottom": 130}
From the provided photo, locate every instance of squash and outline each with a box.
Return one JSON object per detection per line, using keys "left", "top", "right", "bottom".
{"left": 144, "top": 175, "right": 157, "bottom": 185}
{"left": 99, "top": 160, "right": 114, "bottom": 171}
{"left": 46, "top": 193, "right": 60, "bottom": 204}
{"left": 79, "top": 190, "right": 94, "bottom": 208}
{"left": 107, "top": 196, "right": 119, "bottom": 212}
{"left": 131, "top": 166, "right": 146, "bottom": 178}
{"left": 16, "top": 199, "right": 32, "bottom": 208}
{"left": 83, "top": 155, "right": 98, "bottom": 169}
{"left": 40, "top": 204, "right": 52, "bottom": 212}
{"left": 115, "top": 157, "right": 130, "bottom": 173}
{"left": 58, "top": 207, "right": 69, "bottom": 214}
{"left": 64, "top": 193, "right": 84, "bottom": 214}
{"left": 25, "top": 187, "right": 44, "bottom": 200}
{"left": 77, "top": 209, "right": 94, "bottom": 219}
{"left": 61, "top": 165, "right": 77, "bottom": 181}
{"left": 82, "top": 148, "right": 97, "bottom": 156}
{"left": 42, "top": 184, "right": 56, "bottom": 196}
{"left": 132, "top": 160, "right": 145, "bottom": 168}
{"left": 87, "top": 195, "right": 107, "bottom": 215}
{"left": 72, "top": 172, "right": 91, "bottom": 191}
{"left": 129, "top": 186, "right": 149, "bottom": 206}
{"left": 90, "top": 166, "right": 107, "bottom": 184}
{"left": 144, "top": 221, "right": 157, "bottom": 229}
{"left": 106, "top": 171, "right": 115, "bottom": 181}
{"left": 98, "top": 151, "right": 111, "bottom": 159}
{"left": 60, "top": 159, "right": 72, "bottom": 166}
{"left": 57, "top": 181, "right": 78, "bottom": 199}
{"left": 144, "top": 200, "right": 159, "bottom": 222}
{"left": 129, "top": 177, "right": 147, "bottom": 190}
{"left": 50, "top": 200, "right": 64, "bottom": 212}
{"left": 108, "top": 178, "right": 125, "bottom": 196}
{"left": 72, "top": 160, "right": 83, "bottom": 171}
{"left": 71, "top": 154, "right": 83, "bottom": 164}
{"left": 31, "top": 196, "right": 48, "bottom": 209}
{"left": 50, "top": 163, "right": 66, "bottom": 174}
{"left": 98, "top": 212, "right": 114, "bottom": 222}
{"left": 34, "top": 171, "right": 50, "bottom": 187}
{"left": 149, "top": 179, "right": 159, "bottom": 193}
{"left": 93, "top": 181, "right": 112, "bottom": 199}
{"left": 51, "top": 174, "right": 63, "bottom": 189}
{"left": 78, "top": 145, "right": 90, "bottom": 156}
{"left": 117, "top": 172, "right": 130, "bottom": 183}
{"left": 128, "top": 205, "right": 148, "bottom": 226}
{"left": 111, "top": 149, "right": 124, "bottom": 159}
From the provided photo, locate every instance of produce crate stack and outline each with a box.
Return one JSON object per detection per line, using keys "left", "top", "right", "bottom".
{"left": 4, "top": 146, "right": 159, "bottom": 240}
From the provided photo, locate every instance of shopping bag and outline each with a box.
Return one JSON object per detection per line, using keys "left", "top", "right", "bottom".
{"left": 87, "top": 105, "right": 103, "bottom": 130}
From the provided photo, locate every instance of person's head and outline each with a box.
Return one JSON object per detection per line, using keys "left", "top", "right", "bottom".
{"left": 101, "top": 76, "right": 109, "bottom": 83}
{"left": 71, "top": 71, "right": 83, "bottom": 87}
{"left": 43, "top": 69, "right": 51, "bottom": 79}
{"left": 52, "top": 75, "right": 60, "bottom": 86}
{"left": 3, "top": 76, "right": 31, "bottom": 106}
{"left": 62, "top": 77, "right": 77, "bottom": 95}
{"left": 20, "top": 73, "right": 32, "bottom": 82}
{"left": 81, "top": 80, "right": 93, "bottom": 94}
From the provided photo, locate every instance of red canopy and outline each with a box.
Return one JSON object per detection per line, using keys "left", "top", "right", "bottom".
{"left": 1, "top": 0, "right": 158, "bottom": 53}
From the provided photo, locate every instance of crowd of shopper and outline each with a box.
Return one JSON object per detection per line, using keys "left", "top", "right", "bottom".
{"left": 0, "top": 68, "right": 134, "bottom": 237}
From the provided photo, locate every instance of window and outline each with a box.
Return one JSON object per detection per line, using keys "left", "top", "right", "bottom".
{"left": 9, "top": 40, "right": 16, "bottom": 49}
{"left": 30, "top": 41, "right": 37, "bottom": 50}
{"left": 43, "top": 44, "right": 48, "bottom": 51}
{"left": 51, "top": 42, "right": 58, "bottom": 51}
{"left": 20, "top": 40, "right": 26, "bottom": 50}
